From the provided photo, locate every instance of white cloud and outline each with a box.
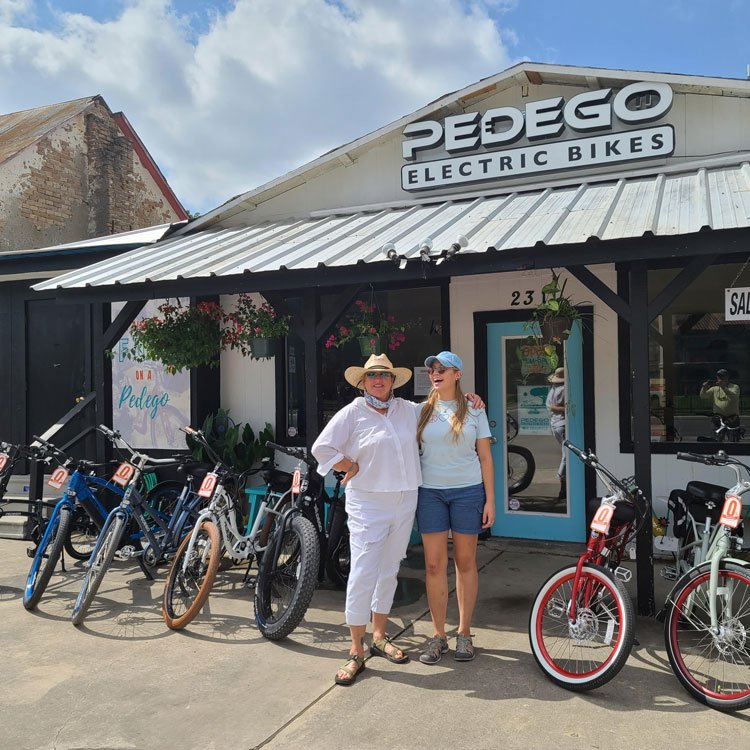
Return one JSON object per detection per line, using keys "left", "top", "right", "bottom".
{"left": 0, "top": 0, "right": 519, "bottom": 213}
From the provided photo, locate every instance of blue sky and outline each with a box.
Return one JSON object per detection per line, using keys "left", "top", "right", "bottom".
{"left": 1, "top": 1, "right": 748, "bottom": 213}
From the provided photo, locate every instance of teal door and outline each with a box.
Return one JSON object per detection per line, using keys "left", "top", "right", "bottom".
{"left": 486, "top": 320, "right": 585, "bottom": 542}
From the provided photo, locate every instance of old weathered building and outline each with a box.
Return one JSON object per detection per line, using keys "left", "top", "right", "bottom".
{"left": 0, "top": 95, "right": 186, "bottom": 251}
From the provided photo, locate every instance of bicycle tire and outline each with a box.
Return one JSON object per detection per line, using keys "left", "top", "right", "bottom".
{"left": 71, "top": 514, "right": 126, "bottom": 626}
{"left": 23, "top": 505, "right": 71, "bottom": 611}
{"left": 64, "top": 505, "right": 99, "bottom": 561}
{"left": 529, "top": 563, "right": 635, "bottom": 691}
{"left": 324, "top": 509, "right": 350, "bottom": 589}
{"left": 162, "top": 520, "right": 221, "bottom": 630}
{"left": 508, "top": 444, "right": 535, "bottom": 494}
{"left": 255, "top": 514, "right": 319, "bottom": 640}
{"left": 664, "top": 560, "right": 750, "bottom": 712}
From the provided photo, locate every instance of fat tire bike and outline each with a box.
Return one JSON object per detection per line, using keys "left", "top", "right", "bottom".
{"left": 506, "top": 412, "right": 535, "bottom": 494}
{"left": 661, "top": 450, "right": 750, "bottom": 712}
{"left": 254, "top": 441, "right": 349, "bottom": 640}
{"left": 529, "top": 440, "right": 648, "bottom": 691}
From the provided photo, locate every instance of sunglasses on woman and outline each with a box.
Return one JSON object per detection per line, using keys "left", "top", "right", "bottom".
{"left": 365, "top": 371, "right": 394, "bottom": 379}
{"left": 428, "top": 367, "right": 454, "bottom": 375}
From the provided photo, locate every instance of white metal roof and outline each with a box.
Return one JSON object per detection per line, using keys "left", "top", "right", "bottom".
{"left": 33, "top": 160, "right": 750, "bottom": 291}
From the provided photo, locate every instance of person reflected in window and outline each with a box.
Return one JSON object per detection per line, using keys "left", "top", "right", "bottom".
{"left": 546, "top": 367, "right": 566, "bottom": 500}
{"left": 700, "top": 369, "right": 741, "bottom": 440}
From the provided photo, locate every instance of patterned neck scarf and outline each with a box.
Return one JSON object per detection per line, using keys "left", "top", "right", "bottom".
{"left": 364, "top": 391, "right": 395, "bottom": 410}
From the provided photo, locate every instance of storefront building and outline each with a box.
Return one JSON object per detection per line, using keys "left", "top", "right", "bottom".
{"left": 34, "top": 63, "right": 750, "bottom": 613}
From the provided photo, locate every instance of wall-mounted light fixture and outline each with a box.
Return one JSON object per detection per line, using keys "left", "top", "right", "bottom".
{"left": 382, "top": 241, "right": 408, "bottom": 270}
{"left": 419, "top": 238, "right": 433, "bottom": 262}
{"left": 435, "top": 235, "right": 468, "bottom": 265}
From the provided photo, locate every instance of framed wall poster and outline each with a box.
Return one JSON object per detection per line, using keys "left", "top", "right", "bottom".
{"left": 111, "top": 299, "right": 191, "bottom": 449}
{"left": 413, "top": 366, "right": 432, "bottom": 396}
{"left": 517, "top": 384, "right": 551, "bottom": 435}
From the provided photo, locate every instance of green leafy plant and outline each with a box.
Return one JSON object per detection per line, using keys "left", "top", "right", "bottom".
{"left": 186, "top": 409, "right": 274, "bottom": 473}
{"left": 324, "top": 299, "right": 409, "bottom": 351}
{"left": 129, "top": 300, "right": 232, "bottom": 374}
{"left": 524, "top": 270, "right": 583, "bottom": 368}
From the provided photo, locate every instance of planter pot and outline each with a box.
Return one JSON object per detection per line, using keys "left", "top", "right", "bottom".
{"left": 539, "top": 316, "right": 572, "bottom": 343}
{"left": 249, "top": 337, "right": 278, "bottom": 359}
{"left": 358, "top": 336, "right": 382, "bottom": 356}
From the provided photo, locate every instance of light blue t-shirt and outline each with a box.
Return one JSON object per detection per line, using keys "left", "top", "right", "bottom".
{"left": 418, "top": 400, "right": 492, "bottom": 489}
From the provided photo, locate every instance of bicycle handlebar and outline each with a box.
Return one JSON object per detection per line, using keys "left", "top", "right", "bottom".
{"left": 266, "top": 441, "right": 316, "bottom": 467}
{"left": 96, "top": 424, "right": 180, "bottom": 466}
{"left": 564, "top": 439, "right": 640, "bottom": 497}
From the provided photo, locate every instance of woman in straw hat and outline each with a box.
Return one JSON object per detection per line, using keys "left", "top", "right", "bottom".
{"left": 416, "top": 351, "right": 495, "bottom": 665}
{"left": 546, "top": 366, "right": 566, "bottom": 500}
{"left": 312, "top": 353, "right": 420, "bottom": 685}
{"left": 312, "top": 353, "right": 484, "bottom": 685}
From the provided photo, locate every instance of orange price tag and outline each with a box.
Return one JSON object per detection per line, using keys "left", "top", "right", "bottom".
{"left": 47, "top": 466, "right": 70, "bottom": 490}
{"left": 291, "top": 469, "right": 301, "bottom": 495}
{"left": 719, "top": 495, "right": 743, "bottom": 529}
{"left": 112, "top": 462, "right": 136, "bottom": 487}
{"left": 198, "top": 472, "right": 218, "bottom": 499}
{"left": 0, "top": 453, "right": 8, "bottom": 472}
{"left": 590, "top": 503, "right": 616, "bottom": 535}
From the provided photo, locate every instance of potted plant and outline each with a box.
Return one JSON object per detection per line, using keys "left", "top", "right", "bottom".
{"left": 324, "top": 299, "right": 409, "bottom": 356}
{"left": 129, "top": 300, "right": 231, "bottom": 374}
{"left": 229, "top": 295, "right": 291, "bottom": 360}
{"left": 186, "top": 409, "right": 275, "bottom": 473}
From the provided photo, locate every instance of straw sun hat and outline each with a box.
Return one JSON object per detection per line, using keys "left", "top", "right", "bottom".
{"left": 548, "top": 367, "right": 565, "bottom": 384}
{"left": 344, "top": 353, "right": 412, "bottom": 389}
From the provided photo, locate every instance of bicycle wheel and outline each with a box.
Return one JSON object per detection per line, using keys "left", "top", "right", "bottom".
{"left": 508, "top": 445, "right": 535, "bottom": 494}
{"left": 23, "top": 505, "right": 71, "bottom": 611}
{"left": 162, "top": 520, "right": 221, "bottom": 630}
{"left": 64, "top": 505, "right": 99, "bottom": 561}
{"left": 664, "top": 561, "right": 750, "bottom": 711}
{"left": 529, "top": 563, "right": 635, "bottom": 691}
{"left": 324, "top": 509, "right": 350, "bottom": 590}
{"left": 255, "top": 514, "right": 319, "bottom": 640}
{"left": 71, "top": 514, "right": 126, "bottom": 626}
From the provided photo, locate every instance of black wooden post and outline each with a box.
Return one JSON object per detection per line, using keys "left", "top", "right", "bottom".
{"left": 302, "top": 289, "right": 320, "bottom": 450}
{"left": 629, "top": 261, "right": 655, "bottom": 616}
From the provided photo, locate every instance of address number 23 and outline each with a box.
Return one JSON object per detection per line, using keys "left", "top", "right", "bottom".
{"left": 511, "top": 290, "right": 535, "bottom": 306}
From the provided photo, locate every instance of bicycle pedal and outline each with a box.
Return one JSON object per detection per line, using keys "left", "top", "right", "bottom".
{"left": 116, "top": 545, "right": 136, "bottom": 560}
{"left": 26, "top": 547, "right": 36, "bottom": 559}
{"left": 244, "top": 575, "right": 257, "bottom": 589}
{"left": 660, "top": 566, "right": 678, "bottom": 581}
{"left": 614, "top": 566, "right": 632, "bottom": 583}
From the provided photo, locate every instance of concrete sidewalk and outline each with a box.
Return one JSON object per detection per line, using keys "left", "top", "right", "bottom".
{"left": 0, "top": 536, "right": 745, "bottom": 750}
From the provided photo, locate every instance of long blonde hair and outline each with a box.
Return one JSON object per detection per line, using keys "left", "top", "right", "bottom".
{"left": 416, "top": 379, "right": 468, "bottom": 445}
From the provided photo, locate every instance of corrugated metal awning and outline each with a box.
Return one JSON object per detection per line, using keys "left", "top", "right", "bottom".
{"left": 33, "top": 161, "right": 750, "bottom": 291}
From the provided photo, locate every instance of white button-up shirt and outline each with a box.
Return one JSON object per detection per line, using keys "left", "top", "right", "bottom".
{"left": 311, "top": 397, "right": 422, "bottom": 492}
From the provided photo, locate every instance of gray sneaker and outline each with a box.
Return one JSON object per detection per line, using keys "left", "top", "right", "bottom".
{"left": 454, "top": 634, "right": 475, "bottom": 661}
{"left": 419, "top": 635, "right": 449, "bottom": 664}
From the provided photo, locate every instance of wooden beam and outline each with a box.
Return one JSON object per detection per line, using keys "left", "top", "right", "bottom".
{"left": 648, "top": 253, "right": 718, "bottom": 322}
{"left": 566, "top": 264, "right": 631, "bottom": 322}
{"left": 315, "top": 285, "right": 364, "bottom": 342}
{"left": 629, "top": 261, "right": 655, "bottom": 616}
{"left": 302, "top": 289, "right": 320, "bottom": 449}
{"left": 102, "top": 300, "right": 147, "bottom": 350}
{"left": 526, "top": 70, "right": 543, "bottom": 85}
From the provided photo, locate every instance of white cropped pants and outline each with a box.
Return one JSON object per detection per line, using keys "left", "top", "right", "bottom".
{"left": 344, "top": 488, "right": 418, "bottom": 627}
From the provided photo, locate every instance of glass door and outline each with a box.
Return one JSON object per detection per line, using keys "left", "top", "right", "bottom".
{"left": 486, "top": 320, "right": 585, "bottom": 542}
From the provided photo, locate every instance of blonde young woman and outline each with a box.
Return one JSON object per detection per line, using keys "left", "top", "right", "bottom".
{"left": 416, "top": 351, "right": 495, "bottom": 663}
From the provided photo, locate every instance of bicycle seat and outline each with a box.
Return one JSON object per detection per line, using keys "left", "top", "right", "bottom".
{"left": 177, "top": 462, "right": 211, "bottom": 480}
{"left": 686, "top": 481, "right": 727, "bottom": 504}
{"left": 261, "top": 468, "right": 293, "bottom": 492}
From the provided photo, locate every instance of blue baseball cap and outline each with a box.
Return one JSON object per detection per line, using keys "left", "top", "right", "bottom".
{"left": 424, "top": 351, "right": 464, "bottom": 371}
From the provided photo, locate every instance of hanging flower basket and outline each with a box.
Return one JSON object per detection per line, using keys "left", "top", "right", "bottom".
{"left": 539, "top": 316, "right": 572, "bottom": 344}
{"left": 227, "top": 295, "right": 291, "bottom": 360}
{"left": 325, "top": 299, "right": 409, "bottom": 354}
{"left": 249, "top": 337, "right": 279, "bottom": 360}
{"left": 129, "top": 300, "right": 229, "bottom": 374}
{"left": 357, "top": 336, "right": 382, "bottom": 356}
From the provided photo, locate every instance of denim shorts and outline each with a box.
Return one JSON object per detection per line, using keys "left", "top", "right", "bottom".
{"left": 416, "top": 483, "right": 485, "bottom": 535}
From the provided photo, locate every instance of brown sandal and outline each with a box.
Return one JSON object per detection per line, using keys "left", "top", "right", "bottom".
{"left": 334, "top": 654, "right": 366, "bottom": 686}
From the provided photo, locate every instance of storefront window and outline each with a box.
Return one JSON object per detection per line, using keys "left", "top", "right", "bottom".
{"left": 645, "top": 263, "right": 750, "bottom": 444}
{"left": 319, "top": 286, "right": 445, "bottom": 429}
